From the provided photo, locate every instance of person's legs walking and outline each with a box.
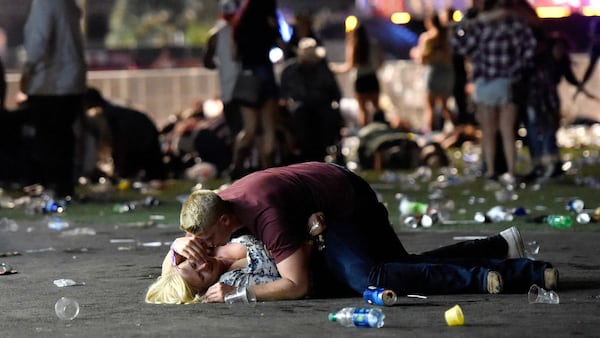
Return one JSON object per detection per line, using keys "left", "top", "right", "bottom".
{"left": 259, "top": 99, "right": 278, "bottom": 168}
{"left": 230, "top": 105, "right": 258, "bottom": 177}
{"left": 29, "top": 95, "right": 81, "bottom": 197}
{"left": 499, "top": 102, "right": 517, "bottom": 176}
{"left": 477, "top": 104, "right": 498, "bottom": 178}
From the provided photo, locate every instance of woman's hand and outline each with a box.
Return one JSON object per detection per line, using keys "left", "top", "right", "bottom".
{"left": 203, "top": 282, "right": 236, "bottom": 303}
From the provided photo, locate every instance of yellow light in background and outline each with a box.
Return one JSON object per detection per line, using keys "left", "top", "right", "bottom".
{"left": 582, "top": 6, "right": 600, "bottom": 16}
{"left": 535, "top": 6, "right": 571, "bottom": 18}
{"left": 452, "top": 10, "right": 464, "bottom": 22}
{"left": 345, "top": 15, "right": 358, "bottom": 32}
{"left": 390, "top": 12, "right": 411, "bottom": 24}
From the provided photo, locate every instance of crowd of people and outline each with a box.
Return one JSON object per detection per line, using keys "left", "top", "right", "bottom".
{"left": 0, "top": 0, "right": 598, "bottom": 196}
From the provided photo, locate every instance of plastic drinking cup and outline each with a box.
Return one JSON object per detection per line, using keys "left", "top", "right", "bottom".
{"left": 444, "top": 304, "right": 464, "bottom": 326}
{"left": 528, "top": 284, "right": 559, "bottom": 304}
{"left": 224, "top": 286, "right": 256, "bottom": 306}
{"left": 55, "top": 297, "right": 80, "bottom": 320}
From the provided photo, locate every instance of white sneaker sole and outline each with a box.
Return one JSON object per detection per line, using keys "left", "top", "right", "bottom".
{"left": 500, "top": 226, "right": 525, "bottom": 259}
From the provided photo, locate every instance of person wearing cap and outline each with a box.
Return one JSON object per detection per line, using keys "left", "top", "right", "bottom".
{"left": 279, "top": 38, "right": 343, "bottom": 162}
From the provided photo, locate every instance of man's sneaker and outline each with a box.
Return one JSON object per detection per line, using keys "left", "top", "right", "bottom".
{"left": 500, "top": 226, "right": 525, "bottom": 259}
{"left": 544, "top": 268, "right": 559, "bottom": 290}
{"left": 487, "top": 271, "right": 503, "bottom": 294}
{"left": 522, "top": 165, "right": 545, "bottom": 184}
{"left": 498, "top": 172, "right": 516, "bottom": 187}
{"left": 547, "top": 161, "right": 567, "bottom": 178}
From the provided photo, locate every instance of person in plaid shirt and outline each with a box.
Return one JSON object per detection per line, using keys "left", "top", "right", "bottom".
{"left": 451, "top": 0, "right": 536, "bottom": 181}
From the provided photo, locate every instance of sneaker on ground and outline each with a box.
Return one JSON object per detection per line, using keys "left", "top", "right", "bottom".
{"left": 500, "top": 226, "right": 525, "bottom": 259}
{"left": 498, "top": 172, "right": 516, "bottom": 186}
{"left": 546, "top": 161, "right": 566, "bottom": 178}
{"left": 522, "top": 165, "right": 545, "bottom": 184}
{"left": 544, "top": 268, "right": 559, "bottom": 290}
{"left": 487, "top": 271, "right": 503, "bottom": 294}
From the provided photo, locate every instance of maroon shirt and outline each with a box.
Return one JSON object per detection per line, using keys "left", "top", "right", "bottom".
{"left": 218, "top": 162, "right": 355, "bottom": 263}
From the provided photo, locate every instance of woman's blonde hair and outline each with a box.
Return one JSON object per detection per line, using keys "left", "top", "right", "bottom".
{"left": 145, "top": 271, "right": 204, "bottom": 304}
{"left": 180, "top": 189, "right": 229, "bottom": 234}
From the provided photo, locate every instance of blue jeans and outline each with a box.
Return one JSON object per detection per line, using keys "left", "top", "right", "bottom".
{"left": 526, "top": 106, "right": 559, "bottom": 160}
{"left": 312, "top": 166, "right": 552, "bottom": 296}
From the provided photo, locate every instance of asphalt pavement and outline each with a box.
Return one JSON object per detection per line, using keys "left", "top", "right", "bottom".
{"left": 1, "top": 214, "right": 600, "bottom": 337}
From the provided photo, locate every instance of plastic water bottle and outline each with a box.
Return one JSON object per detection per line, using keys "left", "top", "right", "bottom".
{"left": 43, "top": 199, "right": 65, "bottom": 213}
{"left": 328, "top": 307, "right": 385, "bottom": 328}
{"left": 545, "top": 214, "right": 573, "bottom": 228}
{"left": 566, "top": 199, "right": 584, "bottom": 213}
{"left": 398, "top": 196, "right": 428, "bottom": 216}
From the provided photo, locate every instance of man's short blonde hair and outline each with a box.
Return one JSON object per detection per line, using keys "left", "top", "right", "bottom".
{"left": 180, "top": 189, "right": 229, "bottom": 234}
{"left": 145, "top": 271, "right": 203, "bottom": 304}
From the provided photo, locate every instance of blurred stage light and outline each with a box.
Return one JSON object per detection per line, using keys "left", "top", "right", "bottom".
{"left": 345, "top": 15, "right": 358, "bottom": 32}
{"left": 536, "top": 6, "right": 571, "bottom": 18}
{"left": 390, "top": 12, "right": 411, "bottom": 24}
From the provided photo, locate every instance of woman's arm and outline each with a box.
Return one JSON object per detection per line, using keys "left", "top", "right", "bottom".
{"left": 330, "top": 33, "right": 355, "bottom": 74}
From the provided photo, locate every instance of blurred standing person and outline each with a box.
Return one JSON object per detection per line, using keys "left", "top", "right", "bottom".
{"left": 576, "top": 17, "right": 600, "bottom": 97}
{"left": 204, "top": 0, "right": 243, "bottom": 137}
{"left": 280, "top": 38, "right": 343, "bottom": 162}
{"left": 0, "top": 55, "right": 5, "bottom": 110}
{"left": 410, "top": 12, "right": 456, "bottom": 133}
{"left": 332, "top": 23, "right": 384, "bottom": 128}
{"left": 447, "top": 7, "right": 476, "bottom": 126}
{"left": 451, "top": 0, "right": 536, "bottom": 181}
{"left": 522, "top": 33, "right": 581, "bottom": 182}
{"left": 229, "top": 0, "right": 282, "bottom": 179}
{"left": 20, "top": 0, "right": 87, "bottom": 198}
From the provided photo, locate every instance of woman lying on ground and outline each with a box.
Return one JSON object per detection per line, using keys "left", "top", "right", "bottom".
{"left": 145, "top": 233, "right": 283, "bottom": 304}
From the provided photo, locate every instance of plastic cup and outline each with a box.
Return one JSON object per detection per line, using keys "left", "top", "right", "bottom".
{"left": 444, "top": 304, "right": 464, "bottom": 326}
{"left": 224, "top": 287, "right": 256, "bottom": 306}
{"left": 528, "top": 284, "right": 559, "bottom": 304}
{"left": 55, "top": 297, "right": 80, "bottom": 320}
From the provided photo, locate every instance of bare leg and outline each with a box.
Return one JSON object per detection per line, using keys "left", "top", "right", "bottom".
{"left": 231, "top": 105, "right": 258, "bottom": 172}
{"left": 355, "top": 94, "right": 369, "bottom": 127}
{"left": 424, "top": 92, "right": 435, "bottom": 132}
{"left": 498, "top": 103, "right": 517, "bottom": 175}
{"left": 260, "top": 99, "right": 278, "bottom": 169}
{"left": 440, "top": 94, "right": 455, "bottom": 127}
{"left": 477, "top": 104, "right": 499, "bottom": 178}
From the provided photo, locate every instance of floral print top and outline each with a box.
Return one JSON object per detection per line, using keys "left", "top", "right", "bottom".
{"left": 218, "top": 235, "right": 281, "bottom": 287}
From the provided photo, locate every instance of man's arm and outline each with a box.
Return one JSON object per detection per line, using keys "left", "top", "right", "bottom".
{"left": 251, "top": 245, "right": 312, "bottom": 301}
{"left": 203, "top": 31, "right": 218, "bottom": 69}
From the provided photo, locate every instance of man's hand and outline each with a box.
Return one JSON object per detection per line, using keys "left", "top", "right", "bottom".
{"left": 19, "top": 63, "right": 33, "bottom": 94}
{"left": 308, "top": 211, "right": 326, "bottom": 236}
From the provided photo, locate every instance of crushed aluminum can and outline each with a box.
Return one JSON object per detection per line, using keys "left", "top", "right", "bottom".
{"left": 363, "top": 286, "right": 398, "bottom": 306}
